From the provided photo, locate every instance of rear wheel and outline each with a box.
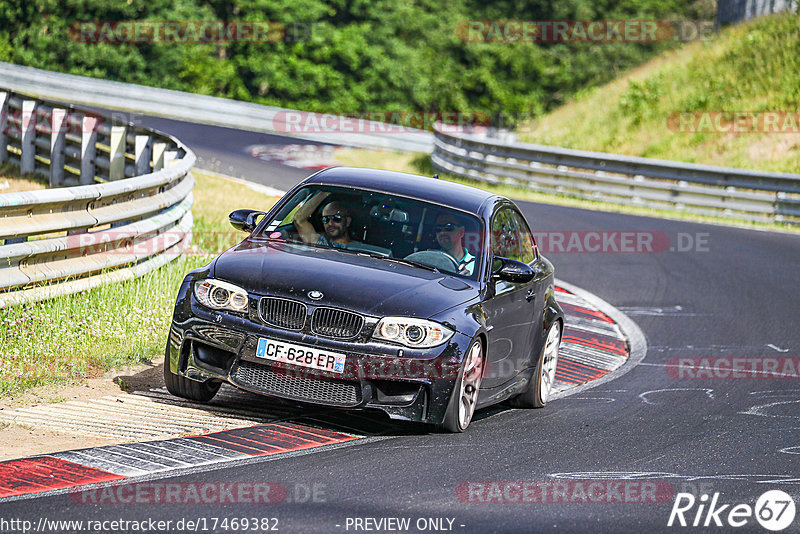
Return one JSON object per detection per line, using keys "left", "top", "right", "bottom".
{"left": 440, "top": 339, "right": 484, "bottom": 432}
{"left": 163, "top": 342, "right": 221, "bottom": 402}
{"left": 510, "top": 321, "right": 561, "bottom": 408}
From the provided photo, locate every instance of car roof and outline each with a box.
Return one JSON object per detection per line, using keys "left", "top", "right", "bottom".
{"left": 303, "top": 166, "right": 500, "bottom": 215}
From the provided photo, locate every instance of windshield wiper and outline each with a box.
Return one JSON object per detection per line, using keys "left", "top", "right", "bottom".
{"left": 367, "top": 254, "right": 439, "bottom": 273}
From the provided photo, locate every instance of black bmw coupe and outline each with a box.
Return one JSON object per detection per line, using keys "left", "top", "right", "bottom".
{"left": 165, "top": 167, "right": 563, "bottom": 432}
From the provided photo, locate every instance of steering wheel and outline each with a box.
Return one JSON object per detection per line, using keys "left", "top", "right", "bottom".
{"left": 267, "top": 223, "right": 298, "bottom": 241}
{"left": 404, "top": 250, "right": 459, "bottom": 273}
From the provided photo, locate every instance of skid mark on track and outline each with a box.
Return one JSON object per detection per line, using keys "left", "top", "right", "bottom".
{"left": 739, "top": 399, "right": 800, "bottom": 419}
{"left": 767, "top": 344, "right": 790, "bottom": 353}
{"left": 616, "top": 305, "right": 703, "bottom": 317}
{"left": 639, "top": 388, "right": 715, "bottom": 405}
{"left": 549, "top": 471, "right": 800, "bottom": 485}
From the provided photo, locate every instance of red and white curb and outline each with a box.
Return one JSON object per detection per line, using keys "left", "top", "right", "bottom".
{"left": 553, "top": 286, "right": 629, "bottom": 394}
{"left": 0, "top": 280, "right": 641, "bottom": 500}
{"left": 248, "top": 144, "right": 340, "bottom": 170}
{"left": 0, "top": 424, "right": 357, "bottom": 499}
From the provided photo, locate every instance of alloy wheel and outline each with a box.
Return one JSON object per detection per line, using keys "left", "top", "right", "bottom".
{"left": 458, "top": 341, "right": 484, "bottom": 429}
{"left": 538, "top": 323, "right": 561, "bottom": 404}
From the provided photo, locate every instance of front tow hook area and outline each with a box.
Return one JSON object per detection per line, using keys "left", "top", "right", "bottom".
{"left": 357, "top": 382, "right": 374, "bottom": 407}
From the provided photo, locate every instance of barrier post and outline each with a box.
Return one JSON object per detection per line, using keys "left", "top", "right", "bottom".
{"left": 81, "top": 115, "right": 98, "bottom": 184}
{"left": 164, "top": 150, "right": 178, "bottom": 169}
{"left": 0, "top": 91, "right": 8, "bottom": 164}
{"left": 109, "top": 125, "right": 126, "bottom": 180}
{"left": 50, "top": 108, "right": 67, "bottom": 186}
{"left": 153, "top": 142, "right": 167, "bottom": 170}
{"left": 134, "top": 135, "right": 152, "bottom": 175}
{"left": 21, "top": 100, "right": 36, "bottom": 174}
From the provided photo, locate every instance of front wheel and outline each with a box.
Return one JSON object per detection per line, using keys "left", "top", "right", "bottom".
{"left": 510, "top": 321, "right": 561, "bottom": 408}
{"left": 439, "top": 339, "right": 484, "bottom": 432}
{"left": 163, "top": 343, "right": 221, "bottom": 402}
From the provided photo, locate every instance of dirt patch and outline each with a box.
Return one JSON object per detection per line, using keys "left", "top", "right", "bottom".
{"left": 0, "top": 175, "right": 49, "bottom": 193}
{"left": 0, "top": 357, "right": 165, "bottom": 461}
{"left": 748, "top": 133, "right": 800, "bottom": 162}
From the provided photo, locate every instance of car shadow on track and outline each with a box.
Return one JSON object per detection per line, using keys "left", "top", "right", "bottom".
{"left": 139, "top": 381, "right": 514, "bottom": 438}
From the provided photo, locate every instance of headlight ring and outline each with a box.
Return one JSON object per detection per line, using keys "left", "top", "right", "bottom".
{"left": 373, "top": 317, "right": 454, "bottom": 348}
{"left": 194, "top": 279, "right": 249, "bottom": 313}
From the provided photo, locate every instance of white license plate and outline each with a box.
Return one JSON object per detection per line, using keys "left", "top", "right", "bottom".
{"left": 255, "top": 338, "right": 346, "bottom": 373}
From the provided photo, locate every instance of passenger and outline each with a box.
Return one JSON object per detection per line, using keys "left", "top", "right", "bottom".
{"left": 435, "top": 212, "right": 475, "bottom": 275}
{"left": 294, "top": 191, "right": 360, "bottom": 247}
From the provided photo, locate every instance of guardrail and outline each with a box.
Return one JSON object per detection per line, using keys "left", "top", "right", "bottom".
{"left": 432, "top": 123, "right": 800, "bottom": 224}
{"left": 716, "top": 0, "right": 796, "bottom": 26}
{"left": 0, "top": 61, "right": 433, "bottom": 154}
{"left": 0, "top": 88, "right": 195, "bottom": 308}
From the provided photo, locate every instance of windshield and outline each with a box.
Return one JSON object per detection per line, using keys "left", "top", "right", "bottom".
{"left": 257, "top": 185, "right": 484, "bottom": 280}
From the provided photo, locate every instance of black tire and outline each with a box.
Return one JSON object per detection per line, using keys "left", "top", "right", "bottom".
{"left": 163, "top": 342, "right": 221, "bottom": 402}
{"left": 509, "top": 321, "right": 562, "bottom": 409}
{"left": 439, "top": 338, "right": 484, "bottom": 433}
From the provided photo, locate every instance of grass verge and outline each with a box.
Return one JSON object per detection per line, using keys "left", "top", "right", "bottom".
{"left": 0, "top": 169, "right": 279, "bottom": 398}
{"left": 516, "top": 13, "right": 800, "bottom": 174}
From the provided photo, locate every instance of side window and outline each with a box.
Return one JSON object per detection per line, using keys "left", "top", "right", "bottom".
{"left": 491, "top": 208, "right": 521, "bottom": 262}
{"left": 512, "top": 211, "right": 537, "bottom": 264}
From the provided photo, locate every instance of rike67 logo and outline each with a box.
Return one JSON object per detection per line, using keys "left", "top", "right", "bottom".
{"left": 668, "top": 490, "right": 796, "bottom": 531}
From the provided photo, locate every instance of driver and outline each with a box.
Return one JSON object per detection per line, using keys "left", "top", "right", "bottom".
{"left": 294, "top": 191, "right": 360, "bottom": 247}
{"left": 435, "top": 212, "right": 475, "bottom": 275}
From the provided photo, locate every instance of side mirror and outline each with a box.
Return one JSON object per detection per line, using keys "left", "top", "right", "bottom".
{"left": 491, "top": 256, "right": 534, "bottom": 283}
{"left": 229, "top": 209, "right": 265, "bottom": 232}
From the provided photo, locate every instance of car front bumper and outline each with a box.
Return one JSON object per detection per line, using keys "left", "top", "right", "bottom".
{"left": 167, "top": 292, "right": 471, "bottom": 425}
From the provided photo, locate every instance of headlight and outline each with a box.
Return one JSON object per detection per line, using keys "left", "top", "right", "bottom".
{"left": 194, "top": 279, "right": 249, "bottom": 313}
{"left": 372, "top": 317, "right": 454, "bottom": 348}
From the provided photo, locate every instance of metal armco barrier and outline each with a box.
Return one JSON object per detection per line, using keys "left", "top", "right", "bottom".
{"left": 432, "top": 123, "right": 800, "bottom": 224}
{"left": 0, "top": 88, "right": 194, "bottom": 307}
{"left": 716, "top": 0, "right": 796, "bottom": 26}
{"left": 0, "top": 61, "right": 433, "bottom": 153}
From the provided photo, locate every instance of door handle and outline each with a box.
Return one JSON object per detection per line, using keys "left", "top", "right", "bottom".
{"left": 526, "top": 289, "right": 536, "bottom": 301}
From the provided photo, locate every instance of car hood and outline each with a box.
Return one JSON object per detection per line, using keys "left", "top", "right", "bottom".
{"left": 211, "top": 239, "right": 479, "bottom": 318}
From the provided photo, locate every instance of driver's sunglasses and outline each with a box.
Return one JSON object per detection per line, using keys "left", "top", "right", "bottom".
{"left": 435, "top": 223, "right": 458, "bottom": 233}
{"left": 322, "top": 214, "right": 344, "bottom": 224}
